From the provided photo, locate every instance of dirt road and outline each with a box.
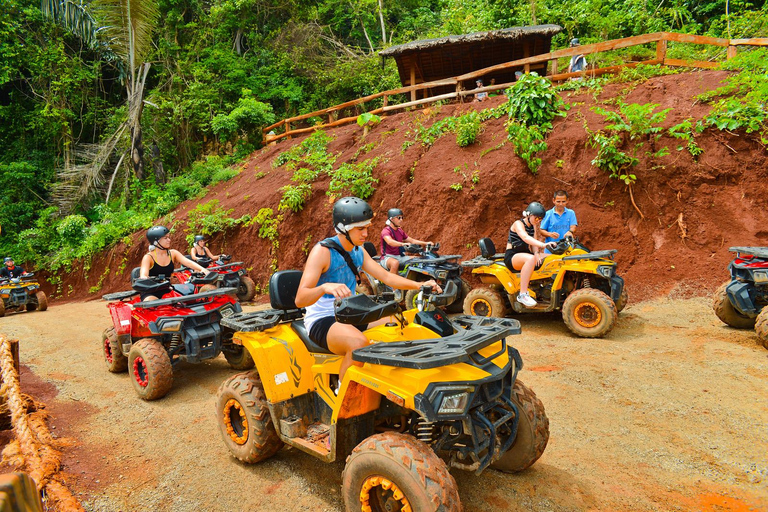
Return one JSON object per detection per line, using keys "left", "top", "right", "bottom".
{"left": 1, "top": 297, "right": 766, "bottom": 512}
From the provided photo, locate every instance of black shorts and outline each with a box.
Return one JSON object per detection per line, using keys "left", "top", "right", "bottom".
{"left": 504, "top": 247, "right": 543, "bottom": 272}
{"left": 308, "top": 316, "right": 368, "bottom": 350}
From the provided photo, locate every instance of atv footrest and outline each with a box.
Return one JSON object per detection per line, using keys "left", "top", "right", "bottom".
{"left": 102, "top": 290, "right": 140, "bottom": 301}
{"left": 221, "top": 308, "right": 305, "bottom": 332}
{"left": 353, "top": 317, "right": 520, "bottom": 369}
{"left": 132, "top": 287, "right": 237, "bottom": 308}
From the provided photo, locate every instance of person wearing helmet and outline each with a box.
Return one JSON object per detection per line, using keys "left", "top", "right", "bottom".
{"left": 567, "top": 38, "right": 587, "bottom": 75}
{"left": 380, "top": 208, "right": 432, "bottom": 274}
{"left": 505, "top": 202, "right": 558, "bottom": 308}
{"left": 0, "top": 257, "right": 26, "bottom": 279}
{"left": 295, "top": 197, "right": 441, "bottom": 383}
{"left": 139, "top": 226, "right": 209, "bottom": 299}
{"left": 540, "top": 190, "right": 578, "bottom": 254}
{"left": 190, "top": 235, "right": 225, "bottom": 266}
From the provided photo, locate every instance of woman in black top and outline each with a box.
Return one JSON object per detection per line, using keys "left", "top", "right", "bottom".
{"left": 140, "top": 226, "right": 209, "bottom": 300}
{"left": 505, "top": 202, "right": 557, "bottom": 308}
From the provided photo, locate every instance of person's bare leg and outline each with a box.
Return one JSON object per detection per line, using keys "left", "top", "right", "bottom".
{"left": 512, "top": 253, "right": 536, "bottom": 293}
{"left": 326, "top": 323, "right": 370, "bottom": 383}
{"left": 387, "top": 258, "right": 399, "bottom": 274}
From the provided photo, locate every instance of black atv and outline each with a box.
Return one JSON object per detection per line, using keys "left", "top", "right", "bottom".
{"left": 0, "top": 273, "right": 48, "bottom": 317}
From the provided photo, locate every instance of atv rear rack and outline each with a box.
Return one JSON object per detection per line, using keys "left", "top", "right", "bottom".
{"left": 220, "top": 308, "right": 305, "bottom": 332}
{"left": 352, "top": 315, "right": 521, "bottom": 370}
{"left": 102, "top": 290, "right": 139, "bottom": 301}
{"left": 730, "top": 246, "right": 768, "bottom": 259}
{"left": 406, "top": 255, "right": 462, "bottom": 266}
{"left": 562, "top": 249, "right": 617, "bottom": 261}
{"left": 460, "top": 256, "right": 505, "bottom": 268}
{"left": 131, "top": 287, "right": 237, "bottom": 308}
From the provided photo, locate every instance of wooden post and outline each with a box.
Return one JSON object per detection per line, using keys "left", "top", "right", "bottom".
{"left": 524, "top": 41, "right": 531, "bottom": 73}
{"left": 727, "top": 45, "right": 737, "bottom": 60}
{"left": 410, "top": 64, "right": 417, "bottom": 102}
{"left": 656, "top": 40, "right": 667, "bottom": 62}
{"left": 550, "top": 58, "right": 558, "bottom": 75}
{"left": 284, "top": 119, "right": 290, "bottom": 140}
{"left": 382, "top": 95, "right": 388, "bottom": 108}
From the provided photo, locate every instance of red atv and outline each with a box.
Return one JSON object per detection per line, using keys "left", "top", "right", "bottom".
{"left": 713, "top": 246, "right": 768, "bottom": 348}
{"left": 101, "top": 271, "right": 250, "bottom": 400}
{"left": 175, "top": 255, "right": 256, "bottom": 302}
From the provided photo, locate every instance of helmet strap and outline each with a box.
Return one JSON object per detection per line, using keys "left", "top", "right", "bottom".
{"left": 154, "top": 240, "right": 168, "bottom": 251}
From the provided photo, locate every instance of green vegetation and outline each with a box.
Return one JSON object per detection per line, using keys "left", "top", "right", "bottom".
{"left": 328, "top": 158, "right": 381, "bottom": 200}
{"left": 185, "top": 200, "right": 251, "bottom": 244}
{"left": 455, "top": 111, "right": 482, "bottom": 147}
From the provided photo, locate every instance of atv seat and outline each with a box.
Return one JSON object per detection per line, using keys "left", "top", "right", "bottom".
{"left": 363, "top": 241, "right": 379, "bottom": 261}
{"left": 479, "top": 238, "right": 505, "bottom": 260}
{"left": 130, "top": 267, "right": 141, "bottom": 285}
{"left": 291, "top": 320, "right": 332, "bottom": 354}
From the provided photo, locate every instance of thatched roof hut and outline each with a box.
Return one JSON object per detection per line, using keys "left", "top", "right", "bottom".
{"left": 380, "top": 24, "right": 562, "bottom": 95}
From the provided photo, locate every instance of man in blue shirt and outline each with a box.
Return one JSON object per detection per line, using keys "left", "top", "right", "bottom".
{"left": 541, "top": 190, "right": 578, "bottom": 254}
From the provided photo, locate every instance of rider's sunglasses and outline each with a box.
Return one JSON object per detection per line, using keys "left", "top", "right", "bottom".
{"left": 394, "top": 216, "right": 403, "bottom": 219}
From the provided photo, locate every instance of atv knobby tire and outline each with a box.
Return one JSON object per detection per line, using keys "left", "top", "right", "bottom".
{"left": 128, "top": 338, "right": 173, "bottom": 400}
{"left": 491, "top": 380, "right": 549, "bottom": 473}
{"left": 712, "top": 281, "right": 756, "bottom": 329}
{"left": 0, "top": 301, "right": 5, "bottom": 317}
{"left": 755, "top": 308, "right": 768, "bottom": 349}
{"left": 446, "top": 278, "right": 472, "bottom": 314}
{"left": 342, "top": 431, "right": 461, "bottom": 512}
{"left": 356, "top": 276, "right": 374, "bottom": 296}
{"left": 224, "top": 345, "right": 255, "bottom": 370}
{"left": 236, "top": 276, "right": 256, "bottom": 302}
{"left": 464, "top": 287, "right": 507, "bottom": 317}
{"left": 216, "top": 371, "right": 282, "bottom": 463}
{"left": 198, "top": 284, "right": 218, "bottom": 293}
{"left": 615, "top": 286, "right": 629, "bottom": 313}
{"left": 102, "top": 326, "right": 128, "bottom": 373}
{"left": 562, "top": 288, "right": 617, "bottom": 338}
{"left": 404, "top": 289, "right": 435, "bottom": 312}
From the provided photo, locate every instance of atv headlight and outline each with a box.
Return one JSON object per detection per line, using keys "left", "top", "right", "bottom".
{"left": 0, "top": 289, "right": 9, "bottom": 295}
{"left": 27, "top": 285, "right": 36, "bottom": 291}
{"left": 436, "top": 270, "right": 448, "bottom": 280}
{"left": 753, "top": 270, "right": 768, "bottom": 283}
{"left": 430, "top": 386, "right": 473, "bottom": 416}
{"left": 158, "top": 320, "right": 182, "bottom": 332}
{"left": 238, "top": 269, "right": 245, "bottom": 276}
{"left": 220, "top": 305, "right": 235, "bottom": 317}
{"left": 596, "top": 265, "right": 614, "bottom": 278}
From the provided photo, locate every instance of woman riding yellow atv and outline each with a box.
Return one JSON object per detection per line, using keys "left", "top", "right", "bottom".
{"left": 216, "top": 273, "right": 549, "bottom": 512}
{"left": 462, "top": 236, "right": 627, "bottom": 338}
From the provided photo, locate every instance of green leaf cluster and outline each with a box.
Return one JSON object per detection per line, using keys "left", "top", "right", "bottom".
{"left": 328, "top": 158, "right": 381, "bottom": 199}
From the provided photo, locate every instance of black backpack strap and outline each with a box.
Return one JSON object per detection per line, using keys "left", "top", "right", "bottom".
{"left": 320, "top": 239, "right": 361, "bottom": 285}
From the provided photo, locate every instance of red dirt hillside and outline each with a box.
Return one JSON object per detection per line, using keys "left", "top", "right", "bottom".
{"left": 55, "top": 69, "right": 768, "bottom": 303}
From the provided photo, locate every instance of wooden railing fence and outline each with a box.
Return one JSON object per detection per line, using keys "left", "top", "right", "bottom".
{"left": 263, "top": 32, "right": 768, "bottom": 144}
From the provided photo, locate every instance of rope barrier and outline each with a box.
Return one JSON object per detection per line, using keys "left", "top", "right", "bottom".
{"left": 0, "top": 335, "right": 85, "bottom": 511}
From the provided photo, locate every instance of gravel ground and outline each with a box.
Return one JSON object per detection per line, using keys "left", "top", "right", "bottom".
{"left": 1, "top": 296, "right": 766, "bottom": 511}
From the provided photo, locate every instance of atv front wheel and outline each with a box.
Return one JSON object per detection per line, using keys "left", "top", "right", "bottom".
{"left": 128, "top": 338, "right": 173, "bottom": 400}
{"left": 236, "top": 276, "right": 256, "bottom": 302}
{"left": 713, "top": 281, "right": 756, "bottom": 329}
{"left": 215, "top": 371, "right": 282, "bottom": 463}
{"left": 755, "top": 308, "right": 768, "bottom": 349}
{"left": 491, "top": 380, "right": 549, "bottom": 473}
{"left": 615, "top": 286, "right": 629, "bottom": 313}
{"left": 224, "top": 345, "right": 255, "bottom": 370}
{"left": 102, "top": 327, "right": 128, "bottom": 373}
{"left": 562, "top": 288, "right": 617, "bottom": 338}
{"left": 464, "top": 287, "right": 507, "bottom": 317}
{"left": 342, "top": 432, "right": 461, "bottom": 512}
{"left": 404, "top": 289, "right": 435, "bottom": 312}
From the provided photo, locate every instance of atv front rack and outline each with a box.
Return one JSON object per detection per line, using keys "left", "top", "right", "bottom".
{"left": 562, "top": 249, "right": 616, "bottom": 261}
{"left": 132, "top": 287, "right": 237, "bottom": 308}
{"left": 353, "top": 315, "right": 521, "bottom": 370}
{"left": 220, "top": 308, "right": 305, "bottom": 332}
{"left": 730, "top": 246, "right": 768, "bottom": 259}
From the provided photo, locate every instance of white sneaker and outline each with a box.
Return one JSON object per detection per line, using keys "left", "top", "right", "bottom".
{"left": 517, "top": 293, "right": 537, "bottom": 307}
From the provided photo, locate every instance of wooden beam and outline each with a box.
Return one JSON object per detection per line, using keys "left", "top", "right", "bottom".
{"left": 382, "top": 91, "right": 457, "bottom": 113}
{"left": 410, "top": 64, "right": 416, "bottom": 102}
{"left": 661, "top": 32, "right": 730, "bottom": 47}
{"left": 549, "top": 59, "right": 662, "bottom": 83}
{"left": 663, "top": 58, "right": 720, "bottom": 69}
{"left": 730, "top": 38, "right": 768, "bottom": 46}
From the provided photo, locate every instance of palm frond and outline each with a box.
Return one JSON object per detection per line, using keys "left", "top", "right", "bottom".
{"left": 41, "top": 0, "right": 99, "bottom": 47}
{"left": 93, "top": 0, "right": 160, "bottom": 68}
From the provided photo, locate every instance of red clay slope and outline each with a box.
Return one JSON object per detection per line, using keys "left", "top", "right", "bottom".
{"left": 54, "top": 70, "right": 768, "bottom": 303}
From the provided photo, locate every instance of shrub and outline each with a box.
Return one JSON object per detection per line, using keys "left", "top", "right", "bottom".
{"left": 328, "top": 158, "right": 380, "bottom": 200}
{"left": 455, "top": 111, "right": 481, "bottom": 147}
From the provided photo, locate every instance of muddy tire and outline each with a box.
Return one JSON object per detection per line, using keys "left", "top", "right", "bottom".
{"left": 615, "top": 285, "right": 629, "bottom": 313}
{"left": 755, "top": 308, "right": 768, "bottom": 349}
{"left": 404, "top": 289, "right": 435, "bottom": 312}
{"left": 236, "top": 276, "right": 256, "bottom": 302}
{"left": 128, "top": 338, "right": 172, "bottom": 400}
{"left": 342, "top": 432, "right": 461, "bottom": 512}
{"left": 562, "top": 288, "right": 617, "bottom": 338}
{"left": 712, "top": 281, "right": 755, "bottom": 329}
{"left": 215, "top": 371, "right": 282, "bottom": 463}
{"left": 0, "top": 472, "right": 44, "bottom": 512}
{"left": 356, "top": 276, "right": 374, "bottom": 296}
{"left": 491, "top": 380, "right": 549, "bottom": 473}
{"left": 102, "top": 327, "right": 128, "bottom": 373}
{"left": 199, "top": 284, "right": 218, "bottom": 293}
{"left": 446, "top": 278, "right": 471, "bottom": 314}
{"left": 224, "top": 345, "right": 255, "bottom": 370}
{"left": 464, "top": 287, "right": 507, "bottom": 317}
{"left": 35, "top": 291, "right": 48, "bottom": 311}
{"left": 0, "top": 301, "right": 5, "bottom": 317}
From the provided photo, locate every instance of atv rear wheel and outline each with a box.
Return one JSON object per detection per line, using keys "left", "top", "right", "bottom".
{"left": 128, "top": 338, "right": 173, "bottom": 400}
{"left": 562, "top": 288, "right": 617, "bottom": 338}
{"left": 615, "top": 286, "right": 629, "bottom": 313}
{"left": 35, "top": 291, "right": 48, "bottom": 311}
{"left": 713, "top": 281, "right": 756, "bottom": 329}
{"left": 404, "top": 289, "right": 435, "bottom": 312}
{"left": 199, "top": 284, "right": 218, "bottom": 293}
{"left": 755, "top": 308, "right": 768, "bottom": 349}
{"left": 342, "top": 432, "right": 461, "bottom": 512}
{"left": 464, "top": 287, "right": 507, "bottom": 317}
{"left": 216, "top": 371, "right": 282, "bottom": 463}
{"left": 102, "top": 327, "right": 128, "bottom": 373}
{"left": 224, "top": 345, "right": 255, "bottom": 370}
{"left": 236, "top": 276, "right": 256, "bottom": 302}
{"left": 491, "top": 380, "right": 549, "bottom": 473}
{"left": 446, "top": 278, "right": 472, "bottom": 314}
{"left": 0, "top": 301, "right": 5, "bottom": 317}
{"left": 356, "top": 275, "right": 374, "bottom": 296}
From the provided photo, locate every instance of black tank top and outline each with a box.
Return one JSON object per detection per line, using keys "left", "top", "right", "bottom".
{"left": 507, "top": 218, "right": 535, "bottom": 249}
{"left": 149, "top": 250, "right": 174, "bottom": 278}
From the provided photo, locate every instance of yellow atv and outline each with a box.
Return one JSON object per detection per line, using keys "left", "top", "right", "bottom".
{"left": 216, "top": 271, "right": 548, "bottom": 512}
{"left": 462, "top": 237, "right": 626, "bottom": 338}
{"left": 0, "top": 273, "right": 48, "bottom": 317}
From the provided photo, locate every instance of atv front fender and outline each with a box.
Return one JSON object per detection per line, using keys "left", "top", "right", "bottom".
{"left": 610, "top": 275, "right": 625, "bottom": 303}
{"left": 726, "top": 280, "right": 758, "bottom": 316}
